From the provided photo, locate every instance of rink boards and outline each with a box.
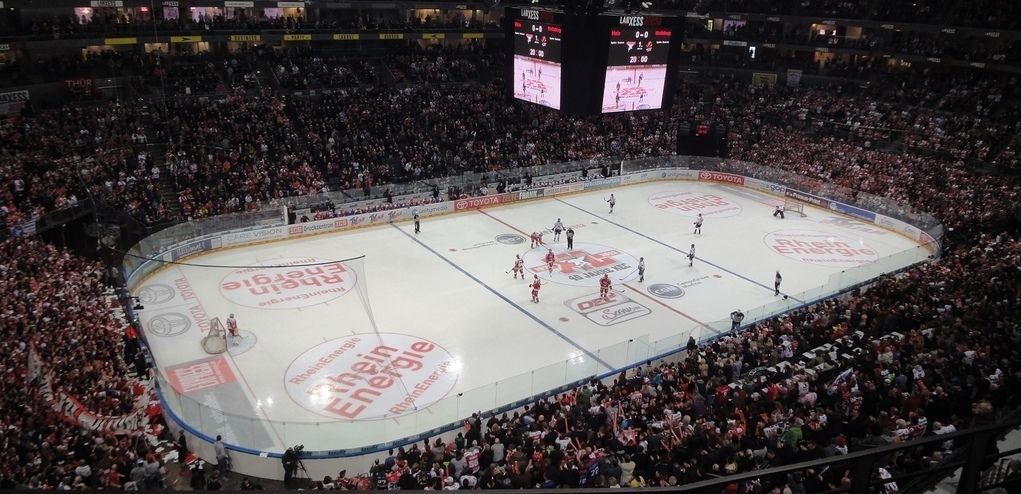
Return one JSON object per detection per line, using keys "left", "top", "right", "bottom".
{"left": 127, "top": 167, "right": 937, "bottom": 473}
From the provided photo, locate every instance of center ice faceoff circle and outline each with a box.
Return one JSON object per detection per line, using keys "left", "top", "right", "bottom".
{"left": 218, "top": 256, "right": 357, "bottom": 309}
{"left": 648, "top": 190, "right": 743, "bottom": 218}
{"left": 764, "top": 230, "right": 879, "bottom": 267}
{"left": 285, "top": 333, "right": 458, "bottom": 420}
{"left": 523, "top": 242, "right": 641, "bottom": 287}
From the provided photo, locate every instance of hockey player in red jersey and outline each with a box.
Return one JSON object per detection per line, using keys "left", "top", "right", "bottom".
{"left": 531, "top": 232, "right": 540, "bottom": 248}
{"left": 599, "top": 274, "right": 612, "bottom": 299}
{"left": 511, "top": 255, "right": 524, "bottom": 279}
{"left": 226, "top": 313, "right": 240, "bottom": 346}
{"left": 531, "top": 275, "right": 542, "bottom": 303}
{"left": 545, "top": 249, "right": 556, "bottom": 274}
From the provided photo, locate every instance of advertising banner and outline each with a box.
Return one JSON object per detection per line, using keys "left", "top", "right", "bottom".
{"left": 220, "top": 226, "right": 287, "bottom": 247}
{"left": 454, "top": 193, "right": 517, "bottom": 211}
{"left": 830, "top": 201, "right": 877, "bottom": 222}
{"left": 542, "top": 183, "right": 585, "bottom": 197}
{"left": 169, "top": 238, "right": 218, "bottom": 262}
{"left": 413, "top": 201, "right": 455, "bottom": 218}
{"left": 697, "top": 170, "right": 745, "bottom": 186}
{"left": 584, "top": 177, "right": 622, "bottom": 190}
{"left": 744, "top": 177, "right": 786, "bottom": 196}
{"left": 785, "top": 188, "right": 832, "bottom": 209}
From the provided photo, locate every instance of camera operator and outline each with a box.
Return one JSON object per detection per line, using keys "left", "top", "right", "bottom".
{"left": 282, "top": 447, "right": 300, "bottom": 487}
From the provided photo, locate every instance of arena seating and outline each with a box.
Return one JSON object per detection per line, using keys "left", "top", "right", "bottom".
{"left": 0, "top": 238, "right": 164, "bottom": 489}
{"left": 1, "top": 4, "right": 1020, "bottom": 488}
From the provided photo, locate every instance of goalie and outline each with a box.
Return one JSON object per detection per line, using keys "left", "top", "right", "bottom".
{"left": 226, "top": 313, "right": 241, "bottom": 346}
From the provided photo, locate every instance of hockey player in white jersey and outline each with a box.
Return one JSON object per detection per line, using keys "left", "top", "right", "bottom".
{"left": 552, "top": 218, "right": 565, "bottom": 241}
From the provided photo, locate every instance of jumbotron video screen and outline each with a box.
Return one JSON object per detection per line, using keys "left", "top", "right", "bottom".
{"left": 601, "top": 26, "right": 672, "bottom": 113}
{"left": 512, "top": 19, "right": 563, "bottom": 110}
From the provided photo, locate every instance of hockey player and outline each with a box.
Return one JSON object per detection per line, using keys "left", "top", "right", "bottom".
{"left": 774, "top": 271, "right": 783, "bottom": 296}
{"left": 773, "top": 205, "right": 785, "bottom": 219}
{"left": 226, "top": 313, "right": 240, "bottom": 345}
{"left": 607, "top": 194, "right": 616, "bottom": 213}
{"left": 530, "top": 275, "right": 542, "bottom": 303}
{"left": 688, "top": 244, "right": 696, "bottom": 267}
{"left": 531, "top": 231, "right": 543, "bottom": 248}
{"left": 511, "top": 255, "right": 524, "bottom": 279}
{"left": 693, "top": 213, "right": 703, "bottom": 235}
{"left": 552, "top": 218, "right": 565, "bottom": 241}
{"left": 545, "top": 248, "right": 556, "bottom": 274}
{"left": 599, "top": 274, "right": 612, "bottom": 299}
{"left": 566, "top": 227, "right": 575, "bottom": 249}
{"left": 638, "top": 257, "right": 646, "bottom": 282}
{"left": 414, "top": 211, "right": 421, "bottom": 234}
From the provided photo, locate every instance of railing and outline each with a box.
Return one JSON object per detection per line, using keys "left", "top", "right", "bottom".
{"left": 618, "top": 417, "right": 1021, "bottom": 494}
{"left": 125, "top": 156, "right": 944, "bottom": 458}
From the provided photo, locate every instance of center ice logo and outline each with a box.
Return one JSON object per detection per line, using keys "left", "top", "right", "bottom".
{"left": 284, "top": 333, "right": 457, "bottom": 420}
{"left": 764, "top": 230, "right": 879, "bottom": 267}
{"left": 648, "top": 190, "right": 742, "bottom": 218}
{"left": 565, "top": 291, "right": 651, "bottom": 326}
{"left": 218, "top": 257, "right": 357, "bottom": 309}
{"left": 523, "top": 242, "right": 640, "bottom": 287}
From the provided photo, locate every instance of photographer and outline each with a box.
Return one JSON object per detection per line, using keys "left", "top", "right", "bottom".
{"left": 282, "top": 447, "right": 300, "bottom": 487}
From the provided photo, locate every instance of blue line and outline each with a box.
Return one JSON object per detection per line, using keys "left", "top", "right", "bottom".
{"left": 390, "top": 224, "right": 612, "bottom": 369}
{"left": 555, "top": 198, "right": 805, "bottom": 303}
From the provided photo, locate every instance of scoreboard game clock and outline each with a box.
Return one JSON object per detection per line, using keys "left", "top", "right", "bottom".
{"left": 505, "top": 8, "right": 682, "bottom": 115}
{"left": 512, "top": 18, "right": 563, "bottom": 110}
{"left": 602, "top": 25, "right": 672, "bottom": 112}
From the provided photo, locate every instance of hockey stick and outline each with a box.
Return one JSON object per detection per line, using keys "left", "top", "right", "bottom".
{"left": 617, "top": 267, "right": 639, "bottom": 280}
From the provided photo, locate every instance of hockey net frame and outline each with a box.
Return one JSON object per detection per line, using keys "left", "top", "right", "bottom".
{"left": 783, "top": 198, "right": 807, "bottom": 217}
{"left": 201, "top": 317, "right": 228, "bottom": 354}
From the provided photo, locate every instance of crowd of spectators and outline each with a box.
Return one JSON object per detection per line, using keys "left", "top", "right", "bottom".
{"left": 142, "top": 52, "right": 223, "bottom": 96}
{"left": 687, "top": 21, "right": 1020, "bottom": 65}
{"left": 0, "top": 238, "right": 166, "bottom": 490}
{"left": 0, "top": 100, "right": 165, "bottom": 228}
{"left": 664, "top": 0, "right": 1021, "bottom": 30}
{"left": 263, "top": 49, "right": 374, "bottom": 90}
{"left": 156, "top": 93, "right": 327, "bottom": 220}
{"left": 1, "top": 40, "right": 1021, "bottom": 491}
{"left": 386, "top": 45, "right": 496, "bottom": 84}
{"left": 13, "top": 11, "right": 496, "bottom": 38}
{"left": 12, "top": 1, "right": 1020, "bottom": 36}
{"left": 674, "top": 73, "right": 1021, "bottom": 167}
{"left": 5, "top": 59, "right": 1019, "bottom": 227}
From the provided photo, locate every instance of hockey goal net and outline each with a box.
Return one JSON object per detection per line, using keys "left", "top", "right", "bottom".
{"left": 201, "top": 317, "right": 228, "bottom": 354}
{"left": 783, "top": 198, "right": 807, "bottom": 217}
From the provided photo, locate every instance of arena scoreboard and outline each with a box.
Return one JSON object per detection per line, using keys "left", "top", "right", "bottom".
{"left": 601, "top": 26, "right": 673, "bottom": 113}
{"left": 505, "top": 8, "right": 683, "bottom": 115}
{"left": 512, "top": 19, "right": 564, "bottom": 110}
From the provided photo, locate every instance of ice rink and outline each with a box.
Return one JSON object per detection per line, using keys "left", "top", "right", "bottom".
{"left": 136, "top": 181, "right": 928, "bottom": 454}
{"left": 601, "top": 65, "right": 669, "bottom": 112}
{"left": 512, "top": 56, "right": 562, "bottom": 109}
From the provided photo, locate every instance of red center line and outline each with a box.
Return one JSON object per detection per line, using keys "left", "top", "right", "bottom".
{"left": 623, "top": 282, "right": 714, "bottom": 331}
{"left": 477, "top": 209, "right": 531, "bottom": 237}
{"left": 477, "top": 208, "right": 714, "bottom": 332}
